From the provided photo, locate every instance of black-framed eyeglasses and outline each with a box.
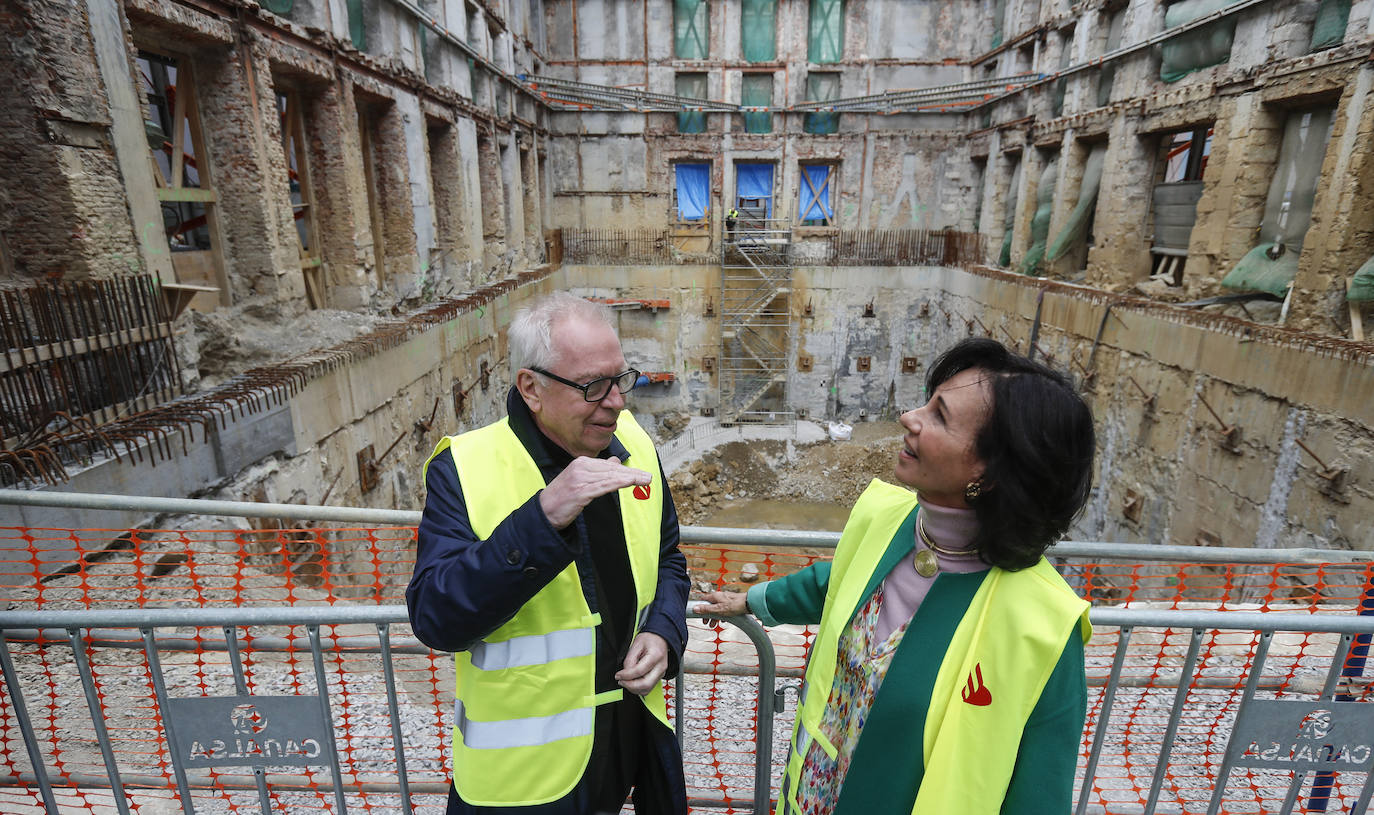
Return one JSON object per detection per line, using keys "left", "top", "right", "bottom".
{"left": 530, "top": 367, "right": 641, "bottom": 402}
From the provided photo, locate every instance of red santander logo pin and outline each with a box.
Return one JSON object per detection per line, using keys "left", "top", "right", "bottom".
{"left": 633, "top": 484, "right": 652, "bottom": 501}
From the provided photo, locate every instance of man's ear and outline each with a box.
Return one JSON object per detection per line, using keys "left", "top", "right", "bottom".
{"left": 515, "top": 369, "right": 541, "bottom": 413}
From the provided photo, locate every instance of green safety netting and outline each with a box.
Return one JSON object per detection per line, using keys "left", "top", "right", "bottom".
{"left": 1047, "top": 145, "right": 1106, "bottom": 262}
{"left": 1019, "top": 156, "right": 1058, "bottom": 275}
{"left": 347, "top": 0, "right": 366, "bottom": 50}
{"left": 991, "top": 0, "right": 1006, "bottom": 48}
{"left": 1310, "top": 0, "right": 1351, "bottom": 51}
{"left": 677, "top": 74, "right": 707, "bottom": 133}
{"left": 1159, "top": 0, "right": 1238, "bottom": 83}
{"left": 742, "top": 0, "right": 777, "bottom": 62}
{"left": 1051, "top": 33, "right": 1073, "bottom": 117}
{"left": 261, "top": 0, "right": 293, "bottom": 14}
{"left": 1222, "top": 107, "right": 1334, "bottom": 294}
{"left": 999, "top": 161, "right": 1022, "bottom": 266}
{"left": 808, "top": 0, "right": 845, "bottom": 63}
{"left": 1097, "top": 9, "right": 1125, "bottom": 107}
{"left": 1349, "top": 254, "right": 1374, "bottom": 301}
{"left": 674, "top": 0, "right": 709, "bottom": 59}
{"left": 741, "top": 74, "right": 773, "bottom": 133}
{"left": 804, "top": 73, "right": 840, "bottom": 134}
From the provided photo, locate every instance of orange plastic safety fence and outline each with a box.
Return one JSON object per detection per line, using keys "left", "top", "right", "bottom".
{"left": 0, "top": 527, "right": 1370, "bottom": 815}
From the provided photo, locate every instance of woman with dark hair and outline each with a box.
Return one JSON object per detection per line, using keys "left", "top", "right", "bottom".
{"left": 696, "top": 337, "right": 1096, "bottom": 815}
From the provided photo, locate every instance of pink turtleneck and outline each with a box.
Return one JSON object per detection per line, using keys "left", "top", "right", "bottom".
{"left": 872, "top": 499, "right": 984, "bottom": 644}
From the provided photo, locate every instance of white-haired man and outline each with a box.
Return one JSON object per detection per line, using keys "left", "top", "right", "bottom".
{"left": 407, "top": 291, "right": 689, "bottom": 815}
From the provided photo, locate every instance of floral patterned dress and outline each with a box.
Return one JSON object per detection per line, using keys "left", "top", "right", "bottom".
{"left": 794, "top": 588, "right": 908, "bottom": 814}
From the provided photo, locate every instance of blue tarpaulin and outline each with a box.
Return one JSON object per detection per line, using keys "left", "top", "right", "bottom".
{"left": 736, "top": 163, "right": 774, "bottom": 217}
{"left": 675, "top": 163, "right": 709, "bottom": 220}
{"left": 799, "top": 165, "right": 832, "bottom": 224}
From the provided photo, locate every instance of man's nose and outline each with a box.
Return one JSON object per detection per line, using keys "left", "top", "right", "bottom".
{"left": 602, "top": 385, "right": 627, "bottom": 410}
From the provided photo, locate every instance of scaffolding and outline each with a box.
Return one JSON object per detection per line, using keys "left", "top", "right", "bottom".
{"left": 719, "top": 216, "right": 793, "bottom": 424}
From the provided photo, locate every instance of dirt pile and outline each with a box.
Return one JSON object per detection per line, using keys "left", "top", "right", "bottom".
{"left": 667, "top": 422, "right": 906, "bottom": 524}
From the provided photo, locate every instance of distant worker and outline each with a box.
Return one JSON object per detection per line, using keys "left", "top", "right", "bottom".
{"left": 696, "top": 337, "right": 1096, "bottom": 814}
{"left": 726, "top": 206, "right": 739, "bottom": 242}
{"left": 407, "top": 291, "right": 690, "bottom": 815}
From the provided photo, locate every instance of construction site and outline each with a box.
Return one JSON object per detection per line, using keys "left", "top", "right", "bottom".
{"left": 1, "top": 0, "right": 1373, "bottom": 812}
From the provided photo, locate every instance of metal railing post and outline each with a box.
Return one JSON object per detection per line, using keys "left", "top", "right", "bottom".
{"left": 1205, "top": 630, "right": 1274, "bottom": 815}
{"left": 306, "top": 625, "right": 349, "bottom": 815}
{"left": 222, "top": 626, "right": 274, "bottom": 814}
{"left": 1307, "top": 570, "right": 1374, "bottom": 811}
{"left": 67, "top": 626, "right": 132, "bottom": 815}
{"left": 1143, "top": 627, "right": 1204, "bottom": 815}
{"left": 0, "top": 633, "right": 59, "bottom": 813}
{"left": 1075, "top": 625, "right": 1133, "bottom": 815}
{"left": 1278, "top": 631, "right": 1361, "bottom": 815}
{"left": 141, "top": 628, "right": 197, "bottom": 815}
{"left": 376, "top": 622, "right": 415, "bottom": 815}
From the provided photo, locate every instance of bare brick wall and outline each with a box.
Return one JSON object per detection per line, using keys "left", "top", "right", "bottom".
{"left": 0, "top": 0, "right": 141, "bottom": 281}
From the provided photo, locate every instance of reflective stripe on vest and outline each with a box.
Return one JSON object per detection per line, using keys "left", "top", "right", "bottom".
{"left": 468, "top": 626, "right": 596, "bottom": 671}
{"left": 429, "top": 410, "right": 669, "bottom": 807}
{"left": 778, "top": 479, "right": 1090, "bottom": 815}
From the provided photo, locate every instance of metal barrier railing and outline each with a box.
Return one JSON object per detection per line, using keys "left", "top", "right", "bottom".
{"left": 0, "top": 603, "right": 777, "bottom": 815}
{"left": 2, "top": 490, "right": 1373, "bottom": 813}
{"left": 4, "top": 604, "right": 1373, "bottom": 813}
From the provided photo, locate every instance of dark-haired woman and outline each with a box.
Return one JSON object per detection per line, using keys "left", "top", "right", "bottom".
{"left": 696, "top": 337, "right": 1096, "bottom": 815}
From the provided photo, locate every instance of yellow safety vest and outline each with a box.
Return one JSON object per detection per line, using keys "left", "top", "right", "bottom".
{"left": 780, "top": 479, "right": 1091, "bottom": 815}
{"left": 428, "top": 410, "right": 670, "bottom": 806}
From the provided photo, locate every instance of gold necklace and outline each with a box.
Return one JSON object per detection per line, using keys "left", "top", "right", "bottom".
{"left": 913, "top": 517, "right": 979, "bottom": 578}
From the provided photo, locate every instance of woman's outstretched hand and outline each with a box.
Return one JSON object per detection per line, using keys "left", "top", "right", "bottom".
{"left": 693, "top": 590, "right": 749, "bottom": 617}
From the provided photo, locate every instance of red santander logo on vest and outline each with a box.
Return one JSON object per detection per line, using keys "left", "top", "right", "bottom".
{"left": 633, "top": 484, "right": 652, "bottom": 500}
{"left": 962, "top": 663, "right": 992, "bottom": 706}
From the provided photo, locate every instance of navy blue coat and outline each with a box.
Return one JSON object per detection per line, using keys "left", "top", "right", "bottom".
{"left": 407, "top": 389, "right": 689, "bottom": 814}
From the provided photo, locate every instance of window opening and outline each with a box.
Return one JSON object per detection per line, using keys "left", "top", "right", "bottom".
{"left": 1309, "top": 0, "right": 1351, "bottom": 51}
{"left": 427, "top": 120, "right": 466, "bottom": 279}
{"left": 808, "top": 0, "right": 844, "bottom": 63}
{"left": 1051, "top": 27, "right": 1074, "bottom": 117}
{"left": 674, "top": 0, "right": 709, "bottom": 59}
{"left": 971, "top": 157, "right": 987, "bottom": 234}
{"left": 276, "top": 89, "right": 324, "bottom": 308}
{"left": 741, "top": 0, "right": 777, "bottom": 62}
{"left": 346, "top": 0, "right": 366, "bottom": 50}
{"left": 1047, "top": 144, "right": 1107, "bottom": 266}
{"left": 676, "top": 73, "right": 708, "bottom": 133}
{"left": 1162, "top": 126, "right": 1211, "bottom": 183}
{"left": 1020, "top": 152, "right": 1059, "bottom": 275}
{"left": 735, "top": 162, "right": 774, "bottom": 221}
{"left": 358, "top": 107, "right": 388, "bottom": 285}
{"left": 674, "top": 163, "right": 711, "bottom": 221}
{"left": 999, "top": 157, "right": 1022, "bottom": 266}
{"left": 137, "top": 49, "right": 228, "bottom": 307}
{"left": 1222, "top": 107, "right": 1336, "bottom": 297}
{"left": 804, "top": 72, "right": 840, "bottom": 134}
{"left": 1096, "top": 8, "right": 1126, "bottom": 107}
{"left": 1159, "top": 0, "right": 1237, "bottom": 83}
{"left": 990, "top": 0, "right": 1006, "bottom": 47}
{"left": 799, "top": 164, "right": 835, "bottom": 226}
{"left": 1151, "top": 125, "right": 1212, "bottom": 284}
{"left": 741, "top": 74, "right": 773, "bottom": 134}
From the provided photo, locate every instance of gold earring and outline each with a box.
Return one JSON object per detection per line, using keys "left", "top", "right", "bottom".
{"left": 964, "top": 479, "right": 983, "bottom": 503}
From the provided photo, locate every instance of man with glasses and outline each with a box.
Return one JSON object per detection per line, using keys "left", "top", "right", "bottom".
{"left": 407, "top": 292, "right": 689, "bottom": 815}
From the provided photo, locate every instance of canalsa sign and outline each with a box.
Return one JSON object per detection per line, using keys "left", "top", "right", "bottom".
{"left": 165, "top": 696, "right": 331, "bottom": 768}
{"left": 1230, "top": 699, "right": 1374, "bottom": 772}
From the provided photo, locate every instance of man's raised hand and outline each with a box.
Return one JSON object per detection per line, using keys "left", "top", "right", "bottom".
{"left": 539, "top": 456, "right": 651, "bottom": 529}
